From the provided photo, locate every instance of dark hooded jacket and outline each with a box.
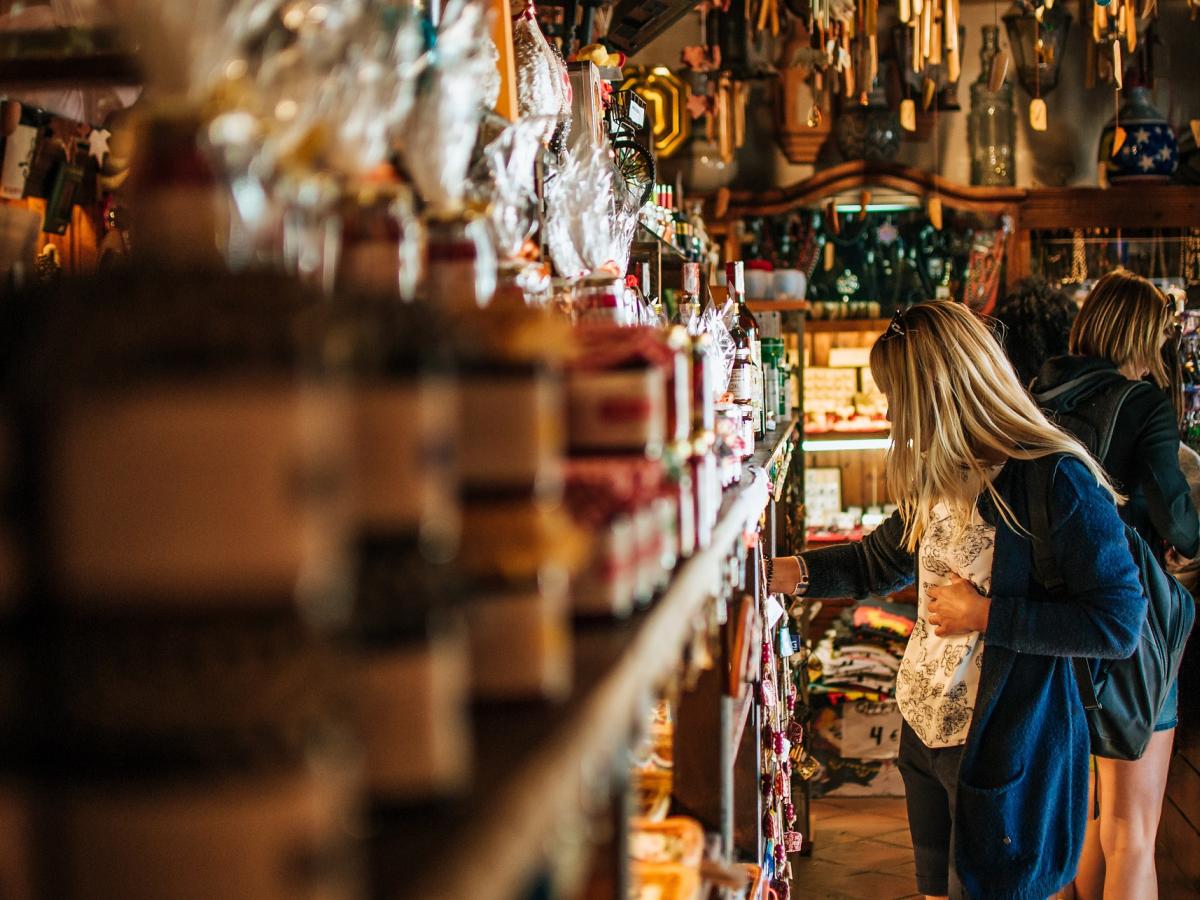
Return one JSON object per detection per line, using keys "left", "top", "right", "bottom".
{"left": 1032, "top": 355, "right": 1199, "bottom": 559}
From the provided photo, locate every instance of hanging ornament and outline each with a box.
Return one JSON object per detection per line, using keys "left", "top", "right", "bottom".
{"left": 824, "top": 240, "right": 836, "bottom": 271}
{"left": 1030, "top": 96, "right": 1048, "bottom": 130}
{"left": 900, "top": 98, "right": 917, "bottom": 131}
{"left": 1068, "top": 228, "right": 1088, "bottom": 283}
{"left": 928, "top": 195, "right": 943, "bottom": 230}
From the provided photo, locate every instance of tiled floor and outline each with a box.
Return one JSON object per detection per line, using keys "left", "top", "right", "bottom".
{"left": 791, "top": 797, "right": 922, "bottom": 900}
{"left": 792, "top": 796, "right": 1195, "bottom": 900}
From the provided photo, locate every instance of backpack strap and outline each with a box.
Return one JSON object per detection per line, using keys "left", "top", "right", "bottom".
{"left": 1088, "top": 381, "right": 1143, "bottom": 462}
{"left": 1025, "top": 456, "right": 1103, "bottom": 712}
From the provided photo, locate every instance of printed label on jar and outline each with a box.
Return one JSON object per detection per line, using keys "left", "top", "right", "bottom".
{"left": 459, "top": 375, "right": 563, "bottom": 490}
{"left": 50, "top": 382, "right": 350, "bottom": 607}
{"left": 728, "top": 368, "right": 753, "bottom": 404}
{"left": 353, "top": 631, "right": 470, "bottom": 798}
{"left": 57, "top": 762, "right": 362, "bottom": 900}
{"left": 568, "top": 369, "right": 666, "bottom": 453}
{"left": 353, "top": 381, "right": 458, "bottom": 537}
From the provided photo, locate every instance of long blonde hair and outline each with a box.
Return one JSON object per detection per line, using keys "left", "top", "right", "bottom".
{"left": 1070, "top": 268, "right": 1172, "bottom": 389}
{"left": 870, "top": 301, "right": 1119, "bottom": 551}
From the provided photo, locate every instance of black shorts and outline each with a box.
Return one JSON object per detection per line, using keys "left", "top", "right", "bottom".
{"left": 897, "top": 721, "right": 966, "bottom": 899}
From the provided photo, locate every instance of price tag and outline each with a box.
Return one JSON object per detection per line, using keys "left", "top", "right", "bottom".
{"left": 840, "top": 700, "right": 902, "bottom": 760}
{"left": 778, "top": 624, "right": 794, "bottom": 658}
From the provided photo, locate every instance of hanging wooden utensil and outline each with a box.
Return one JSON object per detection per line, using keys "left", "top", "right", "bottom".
{"left": 1030, "top": 97, "right": 1048, "bottom": 130}
{"left": 922, "top": 76, "right": 937, "bottom": 110}
{"left": 1113, "top": 40, "right": 1123, "bottom": 89}
{"left": 922, "top": 0, "right": 934, "bottom": 61}
{"left": 824, "top": 240, "right": 836, "bottom": 271}
{"left": 1125, "top": 1, "right": 1137, "bottom": 51}
{"left": 900, "top": 98, "right": 917, "bottom": 130}
{"left": 945, "top": 0, "right": 960, "bottom": 54}
{"left": 825, "top": 198, "right": 841, "bottom": 235}
{"left": 929, "top": 1, "right": 943, "bottom": 65}
{"left": 899, "top": 0, "right": 912, "bottom": 24}
{"left": 1111, "top": 124, "right": 1127, "bottom": 155}
{"left": 988, "top": 47, "right": 1010, "bottom": 90}
{"left": 928, "top": 195, "right": 943, "bottom": 230}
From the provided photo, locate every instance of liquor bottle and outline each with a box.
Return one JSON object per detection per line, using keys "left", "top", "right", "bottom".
{"left": 762, "top": 338, "right": 780, "bottom": 432}
{"left": 727, "top": 261, "right": 764, "bottom": 438}
{"left": 729, "top": 321, "right": 757, "bottom": 455}
{"left": 678, "top": 262, "right": 702, "bottom": 328}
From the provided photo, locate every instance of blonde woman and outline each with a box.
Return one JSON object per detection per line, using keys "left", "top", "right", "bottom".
{"left": 770, "top": 302, "right": 1143, "bottom": 900}
{"left": 1032, "top": 269, "right": 1197, "bottom": 900}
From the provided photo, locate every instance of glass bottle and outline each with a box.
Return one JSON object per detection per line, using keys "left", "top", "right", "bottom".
{"left": 969, "top": 25, "right": 1016, "bottom": 187}
{"left": 728, "top": 261, "right": 764, "bottom": 438}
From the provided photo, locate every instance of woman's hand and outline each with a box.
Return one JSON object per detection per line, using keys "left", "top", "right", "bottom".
{"left": 768, "top": 556, "right": 804, "bottom": 595}
{"left": 927, "top": 576, "right": 990, "bottom": 636}
{"left": 1166, "top": 547, "right": 1191, "bottom": 571}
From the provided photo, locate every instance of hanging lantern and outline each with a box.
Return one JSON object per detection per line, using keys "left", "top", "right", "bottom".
{"left": 1002, "top": 0, "right": 1072, "bottom": 97}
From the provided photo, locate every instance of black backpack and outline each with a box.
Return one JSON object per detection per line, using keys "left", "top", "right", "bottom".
{"left": 1030, "top": 374, "right": 1196, "bottom": 759}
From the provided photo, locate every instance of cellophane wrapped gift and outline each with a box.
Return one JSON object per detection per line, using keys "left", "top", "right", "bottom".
{"left": 401, "top": 0, "right": 494, "bottom": 211}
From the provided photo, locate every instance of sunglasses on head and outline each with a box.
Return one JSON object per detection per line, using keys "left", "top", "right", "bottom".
{"left": 880, "top": 305, "right": 1008, "bottom": 345}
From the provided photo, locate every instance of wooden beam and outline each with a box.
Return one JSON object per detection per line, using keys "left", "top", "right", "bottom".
{"left": 706, "top": 161, "right": 1026, "bottom": 223}
{"left": 1016, "top": 186, "right": 1200, "bottom": 231}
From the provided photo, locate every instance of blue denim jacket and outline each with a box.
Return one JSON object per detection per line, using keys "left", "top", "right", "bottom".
{"left": 802, "top": 454, "right": 1144, "bottom": 899}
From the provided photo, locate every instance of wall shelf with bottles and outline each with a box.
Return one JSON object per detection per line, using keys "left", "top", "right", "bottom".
{"left": 804, "top": 317, "right": 890, "bottom": 333}
{"left": 803, "top": 434, "right": 890, "bottom": 452}
{"left": 747, "top": 299, "right": 809, "bottom": 313}
{"left": 382, "top": 429, "right": 800, "bottom": 900}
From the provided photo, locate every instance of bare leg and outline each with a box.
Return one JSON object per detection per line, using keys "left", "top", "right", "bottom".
{"left": 1073, "top": 759, "right": 1104, "bottom": 900}
{"left": 1095, "top": 729, "right": 1175, "bottom": 900}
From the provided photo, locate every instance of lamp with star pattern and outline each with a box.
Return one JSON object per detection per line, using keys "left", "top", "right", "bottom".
{"left": 1098, "top": 85, "right": 1178, "bottom": 184}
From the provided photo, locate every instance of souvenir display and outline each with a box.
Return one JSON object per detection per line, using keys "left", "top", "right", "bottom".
{"left": 2, "top": 1, "right": 1198, "bottom": 898}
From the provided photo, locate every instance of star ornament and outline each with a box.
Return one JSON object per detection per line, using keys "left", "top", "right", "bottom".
{"left": 1139, "top": 154, "right": 1156, "bottom": 172}
{"left": 877, "top": 221, "right": 900, "bottom": 246}
{"left": 87, "top": 128, "right": 111, "bottom": 164}
{"left": 1133, "top": 127, "right": 1151, "bottom": 145}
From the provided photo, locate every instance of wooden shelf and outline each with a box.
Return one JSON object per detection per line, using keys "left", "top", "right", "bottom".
{"left": 1016, "top": 185, "right": 1200, "bottom": 231}
{"left": 373, "top": 428, "right": 800, "bottom": 900}
{"left": 804, "top": 318, "right": 890, "bottom": 334}
{"left": 636, "top": 224, "right": 688, "bottom": 262}
{"left": 747, "top": 299, "right": 810, "bottom": 313}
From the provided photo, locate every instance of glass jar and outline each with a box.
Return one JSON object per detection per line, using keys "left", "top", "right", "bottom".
{"left": 969, "top": 25, "right": 1016, "bottom": 187}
